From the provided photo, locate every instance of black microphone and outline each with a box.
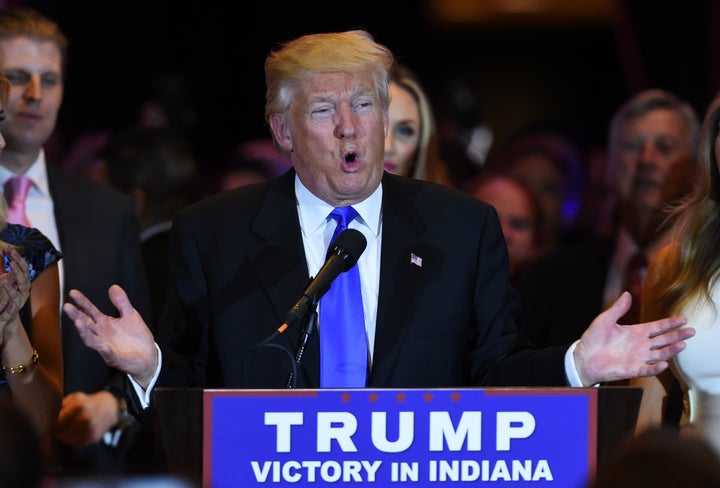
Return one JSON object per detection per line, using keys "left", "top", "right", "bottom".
{"left": 280, "top": 228, "right": 367, "bottom": 332}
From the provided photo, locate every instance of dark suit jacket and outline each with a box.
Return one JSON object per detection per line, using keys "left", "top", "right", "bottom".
{"left": 48, "top": 163, "right": 152, "bottom": 474}
{"left": 151, "top": 170, "right": 568, "bottom": 396}
{"left": 514, "top": 236, "right": 685, "bottom": 427}
{"left": 514, "top": 238, "right": 615, "bottom": 348}
{"left": 140, "top": 227, "right": 171, "bottom": 328}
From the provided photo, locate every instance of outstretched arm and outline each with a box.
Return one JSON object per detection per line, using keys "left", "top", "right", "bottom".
{"left": 0, "top": 249, "right": 63, "bottom": 436}
{"left": 573, "top": 291, "right": 693, "bottom": 386}
{"left": 63, "top": 285, "right": 158, "bottom": 390}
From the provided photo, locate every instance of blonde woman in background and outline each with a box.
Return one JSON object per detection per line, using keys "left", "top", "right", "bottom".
{"left": 383, "top": 64, "right": 451, "bottom": 186}
{"left": 0, "top": 72, "right": 63, "bottom": 437}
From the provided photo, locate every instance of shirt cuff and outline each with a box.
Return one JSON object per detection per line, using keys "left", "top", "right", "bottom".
{"left": 565, "top": 340, "right": 585, "bottom": 387}
{"left": 128, "top": 342, "right": 162, "bottom": 409}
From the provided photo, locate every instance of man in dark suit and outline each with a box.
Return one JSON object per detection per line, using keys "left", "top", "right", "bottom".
{"left": 517, "top": 89, "right": 700, "bottom": 418}
{"left": 516, "top": 89, "right": 699, "bottom": 348}
{"left": 63, "top": 30, "right": 692, "bottom": 412}
{"left": 515, "top": 89, "right": 699, "bottom": 425}
{"left": 0, "top": 8, "right": 152, "bottom": 476}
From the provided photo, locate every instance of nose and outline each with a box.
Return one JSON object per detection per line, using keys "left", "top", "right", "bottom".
{"left": 23, "top": 74, "right": 43, "bottom": 101}
{"left": 638, "top": 140, "right": 658, "bottom": 163}
{"left": 333, "top": 104, "right": 358, "bottom": 139}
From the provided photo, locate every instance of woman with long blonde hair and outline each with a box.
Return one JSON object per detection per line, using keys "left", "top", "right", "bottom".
{"left": 631, "top": 90, "right": 720, "bottom": 454}
{"left": 383, "top": 64, "right": 451, "bottom": 186}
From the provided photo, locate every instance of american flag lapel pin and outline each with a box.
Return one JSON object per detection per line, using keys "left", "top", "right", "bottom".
{"left": 410, "top": 252, "right": 423, "bottom": 267}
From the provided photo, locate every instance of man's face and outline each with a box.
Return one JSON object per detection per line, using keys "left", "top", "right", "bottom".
{"left": 269, "top": 71, "right": 387, "bottom": 207}
{"left": 614, "top": 108, "right": 694, "bottom": 213}
{"left": 0, "top": 36, "right": 63, "bottom": 154}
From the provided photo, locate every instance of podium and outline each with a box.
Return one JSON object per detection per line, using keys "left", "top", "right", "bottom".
{"left": 154, "top": 386, "right": 641, "bottom": 487}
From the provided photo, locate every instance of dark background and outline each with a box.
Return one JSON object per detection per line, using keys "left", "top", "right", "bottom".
{"left": 19, "top": 0, "right": 720, "bottom": 177}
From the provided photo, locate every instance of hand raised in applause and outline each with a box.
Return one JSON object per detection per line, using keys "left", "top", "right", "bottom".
{"left": 63, "top": 284, "right": 157, "bottom": 390}
{"left": 0, "top": 247, "right": 30, "bottom": 346}
{"left": 574, "top": 291, "right": 695, "bottom": 386}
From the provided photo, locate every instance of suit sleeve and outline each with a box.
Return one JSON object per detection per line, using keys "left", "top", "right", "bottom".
{"left": 107, "top": 200, "right": 154, "bottom": 428}
{"left": 153, "top": 207, "right": 210, "bottom": 389}
{"left": 469, "top": 206, "right": 569, "bottom": 386}
{"left": 117, "top": 201, "right": 153, "bottom": 331}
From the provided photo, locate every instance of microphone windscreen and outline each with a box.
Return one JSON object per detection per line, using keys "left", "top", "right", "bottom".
{"left": 327, "top": 228, "right": 367, "bottom": 270}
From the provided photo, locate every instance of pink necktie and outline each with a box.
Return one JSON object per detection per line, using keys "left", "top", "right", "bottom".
{"left": 4, "top": 175, "right": 33, "bottom": 227}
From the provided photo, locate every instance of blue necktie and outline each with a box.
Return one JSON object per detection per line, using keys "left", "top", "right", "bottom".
{"left": 320, "top": 206, "right": 368, "bottom": 387}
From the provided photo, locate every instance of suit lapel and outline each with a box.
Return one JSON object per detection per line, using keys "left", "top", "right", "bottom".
{"left": 250, "top": 171, "right": 307, "bottom": 317}
{"left": 45, "top": 164, "right": 69, "bottom": 260}
{"left": 248, "top": 171, "right": 320, "bottom": 384}
{"left": 370, "top": 175, "right": 429, "bottom": 385}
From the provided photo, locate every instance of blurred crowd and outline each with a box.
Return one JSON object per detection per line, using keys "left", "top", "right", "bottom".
{"left": 2, "top": 4, "right": 720, "bottom": 488}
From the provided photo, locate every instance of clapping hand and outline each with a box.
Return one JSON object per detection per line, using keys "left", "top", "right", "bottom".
{"left": 0, "top": 246, "right": 30, "bottom": 344}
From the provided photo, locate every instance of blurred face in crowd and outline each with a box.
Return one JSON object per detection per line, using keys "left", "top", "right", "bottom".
{"left": 269, "top": 71, "right": 387, "bottom": 207}
{"left": 383, "top": 81, "right": 420, "bottom": 176}
{"left": 614, "top": 108, "right": 694, "bottom": 215}
{"left": 507, "top": 153, "right": 564, "bottom": 245}
{"left": 0, "top": 36, "right": 63, "bottom": 157}
{"left": 472, "top": 176, "right": 538, "bottom": 276}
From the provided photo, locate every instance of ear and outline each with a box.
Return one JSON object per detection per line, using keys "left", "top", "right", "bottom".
{"left": 269, "top": 114, "right": 292, "bottom": 153}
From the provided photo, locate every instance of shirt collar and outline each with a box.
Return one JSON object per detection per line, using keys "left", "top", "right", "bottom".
{"left": 295, "top": 175, "right": 383, "bottom": 237}
{"left": 0, "top": 149, "right": 51, "bottom": 196}
{"left": 615, "top": 226, "right": 642, "bottom": 270}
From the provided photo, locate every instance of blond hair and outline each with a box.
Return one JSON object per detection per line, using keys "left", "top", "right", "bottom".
{"left": 390, "top": 64, "right": 450, "bottom": 185}
{"left": 264, "top": 30, "right": 393, "bottom": 154}
{"left": 658, "top": 91, "right": 720, "bottom": 317}
{"left": 0, "top": 72, "right": 9, "bottom": 230}
{"left": 0, "top": 8, "right": 68, "bottom": 75}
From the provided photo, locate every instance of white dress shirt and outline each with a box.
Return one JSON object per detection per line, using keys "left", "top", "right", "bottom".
{"left": 0, "top": 149, "right": 65, "bottom": 306}
{"left": 294, "top": 176, "right": 383, "bottom": 367}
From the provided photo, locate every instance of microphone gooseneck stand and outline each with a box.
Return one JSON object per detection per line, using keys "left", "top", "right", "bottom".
{"left": 251, "top": 228, "right": 367, "bottom": 389}
{"left": 250, "top": 293, "right": 319, "bottom": 390}
{"left": 286, "top": 304, "right": 318, "bottom": 389}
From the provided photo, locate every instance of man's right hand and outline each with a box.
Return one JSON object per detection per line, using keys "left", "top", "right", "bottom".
{"left": 63, "top": 285, "right": 158, "bottom": 390}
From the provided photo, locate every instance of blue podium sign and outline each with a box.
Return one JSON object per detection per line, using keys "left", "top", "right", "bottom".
{"left": 203, "top": 388, "right": 597, "bottom": 488}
